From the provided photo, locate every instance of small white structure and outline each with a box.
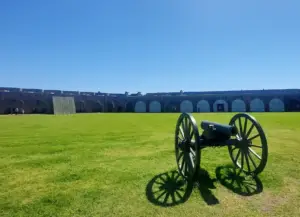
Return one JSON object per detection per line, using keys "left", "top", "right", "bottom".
{"left": 213, "top": 99, "right": 228, "bottom": 112}
{"left": 250, "top": 98, "right": 265, "bottom": 112}
{"left": 196, "top": 100, "right": 210, "bottom": 112}
{"left": 269, "top": 98, "right": 285, "bottom": 112}
{"left": 149, "top": 101, "right": 161, "bottom": 113}
{"left": 231, "top": 99, "right": 246, "bottom": 112}
{"left": 180, "top": 100, "right": 193, "bottom": 113}
{"left": 134, "top": 101, "right": 146, "bottom": 113}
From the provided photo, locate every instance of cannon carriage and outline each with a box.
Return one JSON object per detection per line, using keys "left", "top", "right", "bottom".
{"left": 175, "top": 113, "right": 268, "bottom": 181}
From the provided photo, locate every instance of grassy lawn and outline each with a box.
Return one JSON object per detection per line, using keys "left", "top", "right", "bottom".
{"left": 0, "top": 113, "right": 300, "bottom": 217}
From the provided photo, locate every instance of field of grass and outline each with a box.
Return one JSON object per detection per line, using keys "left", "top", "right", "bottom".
{"left": 0, "top": 113, "right": 300, "bottom": 217}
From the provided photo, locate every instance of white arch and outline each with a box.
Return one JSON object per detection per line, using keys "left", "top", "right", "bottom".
{"left": 213, "top": 100, "right": 228, "bottom": 112}
{"left": 231, "top": 99, "right": 246, "bottom": 112}
{"left": 134, "top": 101, "right": 146, "bottom": 113}
{"left": 180, "top": 100, "right": 193, "bottom": 113}
{"left": 149, "top": 101, "right": 161, "bottom": 113}
{"left": 250, "top": 98, "right": 265, "bottom": 112}
{"left": 196, "top": 100, "right": 210, "bottom": 112}
{"left": 269, "top": 98, "right": 285, "bottom": 112}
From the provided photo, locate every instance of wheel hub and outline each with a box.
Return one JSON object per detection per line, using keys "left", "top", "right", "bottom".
{"left": 178, "top": 139, "right": 191, "bottom": 152}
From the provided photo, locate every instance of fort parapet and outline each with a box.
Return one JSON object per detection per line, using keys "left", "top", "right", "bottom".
{"left": 0, "top": 87, "right": 300, "bottom": 114}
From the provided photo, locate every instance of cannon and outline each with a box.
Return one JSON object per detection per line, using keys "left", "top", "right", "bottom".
{"left": 175, "top": 113, "right": 268, "bottom": 180}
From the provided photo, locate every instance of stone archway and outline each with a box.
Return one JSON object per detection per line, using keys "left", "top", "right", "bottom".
{"left": 125, "top": 102, "right": 134, "bottom": 112}
{"left": 34, "top": 100, "right": 49, "bottom": 114}
{"left": 231, "top": 99, "right": 246, "bottom": 112}
{"left": 250, "top": 98, "right": 265, "bottom": 112}
{"left": 134, "top": 101, "right": 146, "bottom": 113}
{"left": 180, "top": 100, "right": 193, "bottom": 113}
{"left": 213, "top": 100, "right": 228, "bottom": 112}
{"left": 165, "top": 102, "right": 179, "bottom": 112}
{"left": 196, "top": 100, "right": 210, "bottom": 112}
{"left": 149, "top": 101, "right": 161, "bottom": 113}
{"left": 269, "top": 98, "right": 285, "bottom": 112}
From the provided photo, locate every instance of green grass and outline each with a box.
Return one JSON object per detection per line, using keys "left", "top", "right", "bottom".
{"left": 0, "top": 113, "right": 300, "bottom": 217}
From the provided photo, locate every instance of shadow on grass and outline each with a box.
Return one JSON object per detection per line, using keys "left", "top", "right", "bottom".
{"left": 215, "top": 164, "right": 263, "bottom": 196}
{"left": 145, "top": 170, "right": 193, "bottom": 207}
{"left": 146, "top": 165, "right": 263, "bottom": 207}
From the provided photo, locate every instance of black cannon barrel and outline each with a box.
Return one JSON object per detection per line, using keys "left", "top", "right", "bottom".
{"left": 200, "top": 121, "right": 238, "bottom": 137}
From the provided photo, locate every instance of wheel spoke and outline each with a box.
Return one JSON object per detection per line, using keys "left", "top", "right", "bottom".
{"left": 185, "top": 152, "right": 194, "bottom": 173}
{"left": 240, "top": 151, "right": 245, "bottom": 170}
{"left": 190, "top": 129, "right": 194, "bottom": 140}
{"left": 248, "top": 134, "right": 260, "bottom": 141}
{"left": 234, "top": 149, "right": 241, "bottom": 164}
{"left": 180, "top": 158, "right": 185, "bottom": 171}
{"left": 177, "top": 151, "right": 184, "bottom": 162}
{"left": 243, "top": 118, "right": 248, "bottom": 136}
{"left": 245, "top": 124, "right": 254, "bottom": 139}
{"left": 190, "top": 147, "right": 196, "bottom": 157}
{"left": 245, "top": 152, "right": 251, "bottom": 172}
{"left": 247, "top": 150, "right": 257, "bottom": 169}
{"left": 238, "top": 117, "right": 243, "bottom": 136}
{"left": 179, "top": 126, "right": 184, "bottom": 140}
{"left": 249, "top": 144, "right": 262, "bottom": 148}
{"left": 189, "top": 152, "right": 195, "bottom": 168}
{"left": 184, "top": 118, "right": 189, "bottom": 138}
{"left": 249, "top": 147, "right": 261, "bottom": 160}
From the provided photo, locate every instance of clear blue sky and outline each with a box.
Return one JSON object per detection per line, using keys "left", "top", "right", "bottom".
{"left": 0, "top": 0, "right": 299, "bottom": 94}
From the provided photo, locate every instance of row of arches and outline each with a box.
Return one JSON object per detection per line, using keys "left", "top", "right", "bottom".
{"left": 0, "top": 99, "right": 117, "bottom": 114}
{"left": 133, "top": 98, "right": 285, "bottom": 113}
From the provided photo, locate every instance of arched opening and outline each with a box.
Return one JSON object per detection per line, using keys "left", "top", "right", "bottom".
{"left": 287, "top": 99, "right": 300, "bottom": 111}
{"left": 250, "top": 98, "right": 265, "bottom": 112}
{"left": 149, "top": 101, "right": 161, "bottom": 113}
{"left": 92, "top": 101, "right": 104, "bottom": 112}
{"left": 180, "top": 100, "right": 193, "bottom": 113}
{"left": 269, "top": 98, "right": 285, "bottom": 112}
{"left": 117, "top": 106, "right": 123, "bottom": 112}
{"left": 125, "top": 102, "right": 134, "bottom": 112}
{"left": 196, "top": 100, "right": 210, "bottom": 112}
{"left": 4, "top": 107, "right": 13, "bottom": 114}
{"left": 231, "top": 99, "right": 246, "bottom": 112}
{"left": 213, "top": 100, "right": 228, "bottom": 112}
{"left": 165, "top": 102, "right": 179, "bottom": 112}
{"left": 134, "top": 101, "right": 146, "bottom": 113}
{"left": 34, "top": 100, "right": 48, "bottom": 114}
{"left": 10, "top": 100, "right": 25, "bottom": 114}
{"left": 0, "top": 100, "right": 11, "bottom": 114}
{"left": 76, "top": 101, "right": 86, "bottom": 113}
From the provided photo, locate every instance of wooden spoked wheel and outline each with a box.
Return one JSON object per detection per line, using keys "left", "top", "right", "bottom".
{"left": 175, "top": 113, "right": 200, "bottom": 181}
{"left": 228, "top": 113, "right": 268, "bottom": 176}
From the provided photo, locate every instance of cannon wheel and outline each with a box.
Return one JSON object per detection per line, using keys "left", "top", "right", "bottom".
{"left": 175, "top": 113, "right": 200, "bottom": 181}
{"left": 228, "top": 113, "right": 268, "bottom": 176}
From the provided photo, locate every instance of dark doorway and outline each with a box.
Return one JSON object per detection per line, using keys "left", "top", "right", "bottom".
{"left": 36, "top": 100, "right": 48, "bottom": 114}
{"left": 117, "top": 106, "right": 123, "bottom": 112}
{"left": 288, "top": 99, "right": 300, "bottom": 111}
{"left": 125, "top": 102, "right": 134, "bottom": 112}
{"left": 92, "top": 102, "right": 103, "bottom": 112}
{"left": 165, "top": 103, "right": 179, "bottom": 112}
{"left": 107, "top": 101, "right": 114, "bottom": 112}
{"left": 76, "top": 101, "right": 86, "bottom": 113}
{"left": 217, "top": 104, "right": 224, "bottom": 112}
